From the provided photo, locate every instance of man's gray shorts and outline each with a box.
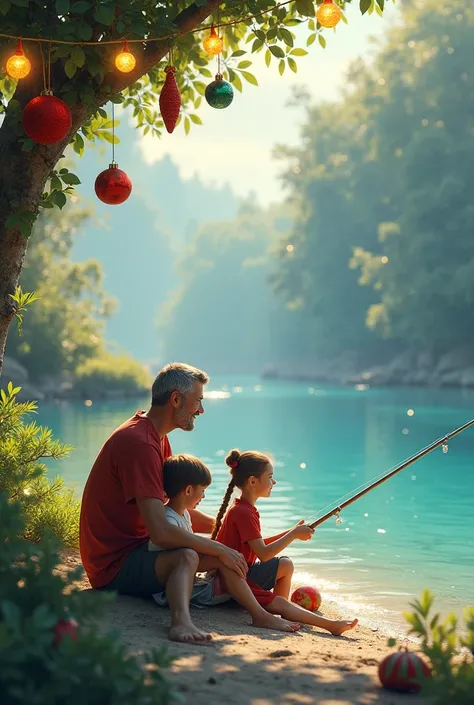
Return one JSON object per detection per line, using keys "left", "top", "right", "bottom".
{"left": 102, "top": 542, "right": 164, "bottom": 598}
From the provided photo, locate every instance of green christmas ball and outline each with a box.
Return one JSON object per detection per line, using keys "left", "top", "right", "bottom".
{"left": 205, "top": 74, "right": 234, "bottom": 109}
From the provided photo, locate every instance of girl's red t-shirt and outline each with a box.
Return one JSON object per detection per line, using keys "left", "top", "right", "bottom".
{"left": 79, "top": 412, "right": 171, "bottom": 588}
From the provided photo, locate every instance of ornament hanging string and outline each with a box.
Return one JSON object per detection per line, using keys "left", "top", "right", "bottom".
{"left": 112, "top": 102, "right": 115, "bottom": 163}
{"left": 304, "top": 417, "right": 474, "bottom": 530}
{"left": 39, "top": 42, "right": 53, "bottom": 92}
{"left": 0, "top": 0, "right": 295, "bottom": 47}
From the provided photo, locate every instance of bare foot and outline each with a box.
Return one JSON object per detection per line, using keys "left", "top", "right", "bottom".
{"left": 330, "top": 619, "right": 358, "bottom": 636}
{"left": 169, "top": 622, "right": 213, "bottom": 643}
{"left": 252, "top": 613, "right": 301, "bottom": 632}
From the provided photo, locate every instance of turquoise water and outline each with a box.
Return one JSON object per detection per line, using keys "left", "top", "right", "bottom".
{"left": 37, "top": 377, "right": 474, "bottom": 631}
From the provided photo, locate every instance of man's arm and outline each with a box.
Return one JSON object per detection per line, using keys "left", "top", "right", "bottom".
{"left": 188, "top": 508, "right": 214, "bottom": 534}
{"left": 136, "top": 497, "right": 247, "bottom": 577}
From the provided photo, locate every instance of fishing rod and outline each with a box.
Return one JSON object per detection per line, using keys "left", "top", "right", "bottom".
{"left": 307, "top": 417, "right": 474, "bottom": 530}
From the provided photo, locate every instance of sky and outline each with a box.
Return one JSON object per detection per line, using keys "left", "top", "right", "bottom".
{"left": 137, "top": 4, "right": 399, "bottom": 206}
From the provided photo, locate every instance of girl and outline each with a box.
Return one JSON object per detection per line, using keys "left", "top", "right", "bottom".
{"left": 212, "top": 449, "right": 358, "bottom": 636}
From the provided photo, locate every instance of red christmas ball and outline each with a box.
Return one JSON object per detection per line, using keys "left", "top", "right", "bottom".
{"left": 22, "top": 93, "right": 72, "bottom": 145}
{"left": 378, "top": 648, "right": 431, "bottom": 693}
{"left": 94, "top": 162, "right": 132, "bottom": 205}
{"left": 53, "top": 617, "right": 78, "bottom": 646}
{"left": 159, "top": 66, "right": 181, "bottom": 134}
{"left": 291, "top": 585, "right": 322, "bottom": 612}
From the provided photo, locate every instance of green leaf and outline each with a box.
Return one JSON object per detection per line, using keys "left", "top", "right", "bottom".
{"left": 240, "top": 71, "right": 258, "bottom": 86}
{"left": 10, "top": 0, "right": 28, "bottom": 6}
{"left": 77, "top": 22, "right": 93, "bottom": 40}
{"left": 269, "top": 45, "right": 285, "bottom": 59}
{"left": 237, "top": 61, "right": 253, "bottom": 69}
{"left": 70, "top": 0, "right": 91, "bottom": 12}
{"left": 231, "top": 50, "right": 246, "bottom": 57}
{"left": 99, "top": 131, "right": 119, "bottom": 145}
{"left": 231, "top": 73, "right": 243, "bottom": 92}
{"left": 279, "top": 59, "right": 285, "bottom": 76}
{"left": 265, "top": 49, "right": 271, "bottom": 68}
{"left": 54, "top": 191, "right": 67, "bottom": 209}
{"left": 252, "top": 38, "right": 264, "bottom": 52}
{"left": 280, "top": 28, "right": 294, "bottom": 47}
{"left": 318, "top": 34, "right": 327, "bottom": 49}
{"left": 50, "top": 175, "right": 62, "bottom": 192}
{"left": 287, "top": 57, "right": 297, "bottom": 73}
{"left": 94, "top": 5, "right": 115, "bottom": 25}
{"left": 71, "top": 46, "right": 85, "bottom": 68}
{"left": 290, "top": 48, "right": 308, "bottom": 57}
{"left": 295, "top": 0, "right": 315, "bottom": 17}
{"left": 189, "top": 114, "right": 203, "bottom": 125}
{"left": 64, "top": 59, "right": 77, "bottom": 79}
{"left": 73, "top": 133, "right": 85, "bottom": 156}
{"left": 55, "top": 0, "right": 69, "bottom": 14}
{"left": 307, "top": 33, "right": 317, "bottom": 47}
{"left": 184, "top": 116, "right": 190, "bottom": 136}
{"left": 0, "top": 0, "right": 11, "bottom": 16}
{"left": 61, "top": 172, "right": 81, "bottom": 185}
{"left": 5, "top": 214, "right": 20, "bottom": 229}
{"left": 360, "top": 0, "right": 372, "bottom": 14}
{"left": 376, "top": 0, "right": 384, "bottom": 8}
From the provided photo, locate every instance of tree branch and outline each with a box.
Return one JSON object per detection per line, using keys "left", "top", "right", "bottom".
{"left": 111, "top": 0, "right": 221, "bottom": 92}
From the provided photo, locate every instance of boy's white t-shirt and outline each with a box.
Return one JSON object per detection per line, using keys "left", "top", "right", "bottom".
{"left": 148, "top": 506, "right": 192, "bottom": 551}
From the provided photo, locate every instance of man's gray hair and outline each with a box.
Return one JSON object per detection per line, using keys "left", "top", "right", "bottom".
{"left": 151, "top": 362, "right": 209, "bottom": 406}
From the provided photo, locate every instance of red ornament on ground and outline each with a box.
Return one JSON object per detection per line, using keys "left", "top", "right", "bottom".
{"left": 159, "top": 66, "right": 181, "bottom": 134}
{"left": 94, "top": 162, "right": 132, "bottom": 205}
{"left": 378, "top": 648, "right": 431, "bottom": 693}
{"left": 291, "top": 585, "right": 322, "bottom": 611}
{"left": 22, "top": 92, "right": 72, "bottom": 145}
{"left": 53, "top": 618, "right": 78, "bottom": 645}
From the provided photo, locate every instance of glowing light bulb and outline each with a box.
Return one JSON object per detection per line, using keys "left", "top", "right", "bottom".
{"left": 203, "top": 24, "right": 223, "bottom": 56}
{"left": 115, "top": 40, "right": 136, "bottom": 73}
{"left": 6, "top": 39, "right": 31, "bottom": 80}
{"left": 316, "top": 0, "right": 342, "bottom": 29}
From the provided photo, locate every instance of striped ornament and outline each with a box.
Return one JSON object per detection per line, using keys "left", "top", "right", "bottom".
{"left": 378, "top": 648, "right": 431, "bottom": 693}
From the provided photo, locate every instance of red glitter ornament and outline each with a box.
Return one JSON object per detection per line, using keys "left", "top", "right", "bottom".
{"left": 94, "top": 162, "right": 132, "bottom": 205}
{"left": 159, "top": 66, "right": 181, "bottom": 134}
{"left": 378, "top": 648, "right": 431, "bottom": 693}
{"left": 22, "top": 91, "right": 72, "bottom": 145}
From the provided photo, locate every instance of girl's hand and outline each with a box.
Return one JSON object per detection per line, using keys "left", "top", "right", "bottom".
{"left": 292, "top": 523, "right": 315, "bottom": 541}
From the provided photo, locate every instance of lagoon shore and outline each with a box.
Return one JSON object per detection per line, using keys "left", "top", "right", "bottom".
{"left": 61, "top": 551, "right": 426, "bottom": 705}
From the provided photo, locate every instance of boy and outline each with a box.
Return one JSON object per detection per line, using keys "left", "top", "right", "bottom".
{"left": 150, "top": 454, "right": 229, "bottom": 607}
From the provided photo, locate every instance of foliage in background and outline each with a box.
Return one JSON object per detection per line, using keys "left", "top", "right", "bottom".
{"left": 0, "top": 492, "right": 175, "bottom": 705}
{"left": 158, "top": 201, "right": 321, "bottom": 372}
{"left": 6, "top": 203, "right": 115, "bottom": 383}
{"left": 0, "top": 384, "right": 79, "bottom": 547}
{"left": 73, "top": 351, "right": 151, "bottom": 398}
{"left": 272, "top": 0, "right": 474, "bottom": 358}
{"left": 388, "top": 589, "right": 474, "bottom": 705}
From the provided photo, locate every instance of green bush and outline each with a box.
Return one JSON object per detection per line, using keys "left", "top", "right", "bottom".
{"left": 73, "top": 352, "right": 151, "bottom": 398}
{"left": 0, "top": 492, "right": 175, "bottom": 705}
{"left": 389, "top": 589, "right": 474, "bottom": 703}
{"left": 0, "top": 383, "right": 80, "bottom": 547}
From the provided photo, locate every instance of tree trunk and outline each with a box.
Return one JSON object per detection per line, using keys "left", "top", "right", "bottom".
{"left": 0, "top": 0, "right": 219, "bottom": 379}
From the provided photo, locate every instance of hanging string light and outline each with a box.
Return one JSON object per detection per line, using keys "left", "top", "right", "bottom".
{"left": 115, "top": 40, "right": 136, "bottom": 73}
{"left": 316, "top": 0, "right": 342, "bottom": 29}
{"left": 94, "top": 103, "right": 132, "bottom": 205}
{"left": 6, "top": 38, "right": 31, "bottom": 79}
{"left": 203, "top": 23, "right": 223, "bottom": 56}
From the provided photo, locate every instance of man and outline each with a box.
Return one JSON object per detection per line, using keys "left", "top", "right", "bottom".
{"left": 79, "top": 362, "right": 248, "bottom": 644}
